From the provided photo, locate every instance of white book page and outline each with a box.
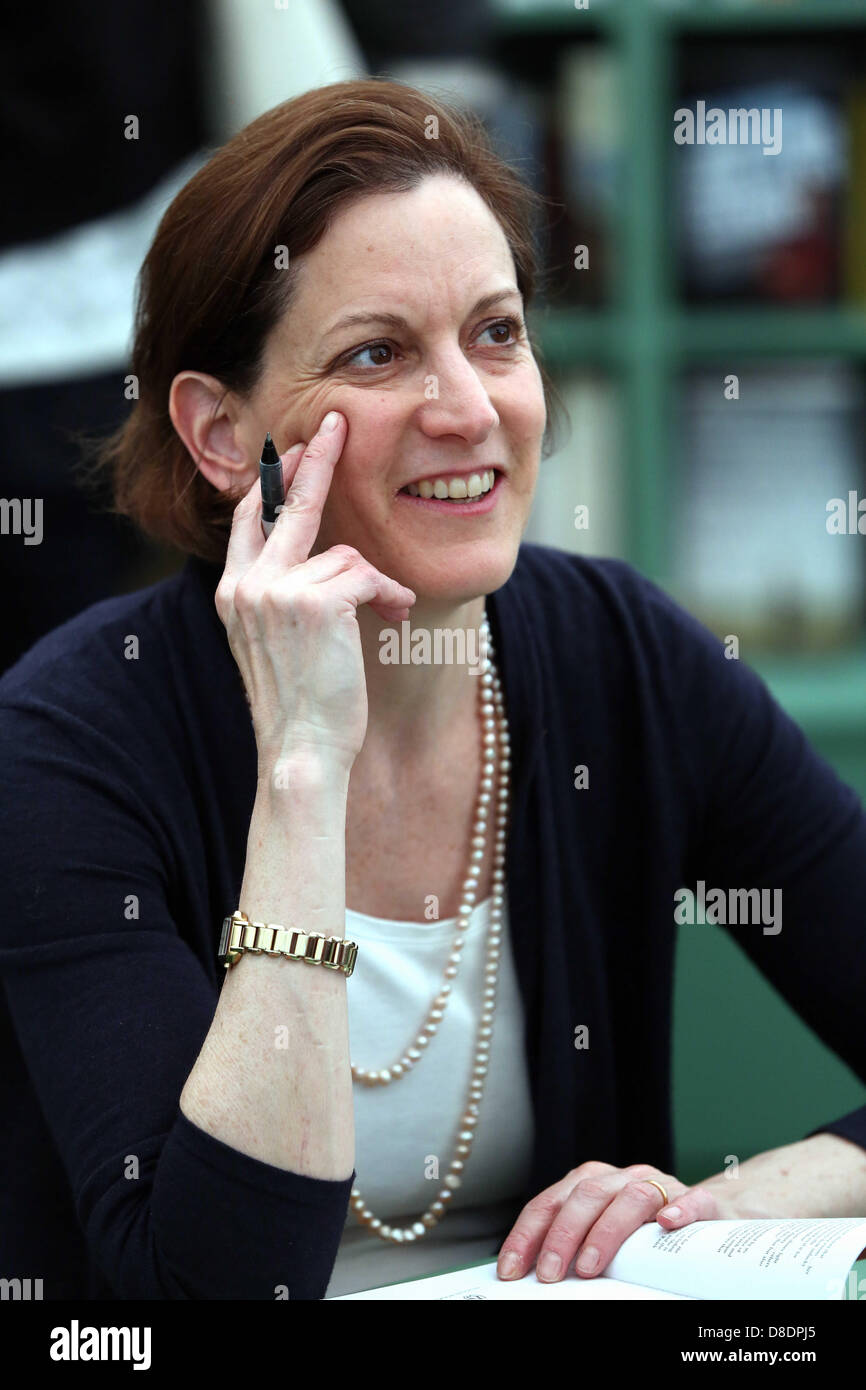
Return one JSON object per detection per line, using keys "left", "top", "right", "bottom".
{"left": 329, "top": 1218, "right": 866, "bottom": 1300}
{"left": 606, "top": 1218, "right": 866, "bottom": 1301}
{"left": 329, "top": 1259, "right": 688, "bottom": 1300}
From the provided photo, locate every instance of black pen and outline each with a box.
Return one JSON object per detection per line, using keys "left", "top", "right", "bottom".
{"left": 259, "top": 432, "right": 284, "bottom": 537}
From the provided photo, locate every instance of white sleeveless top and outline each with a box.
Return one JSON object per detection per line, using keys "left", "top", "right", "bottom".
{"left": 324, "top": 892, "right": 535, "bottom": 1298}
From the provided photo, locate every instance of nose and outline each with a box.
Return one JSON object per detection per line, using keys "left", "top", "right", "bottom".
{"left": 416, "top": 348, "right": 500, "bottom": 444}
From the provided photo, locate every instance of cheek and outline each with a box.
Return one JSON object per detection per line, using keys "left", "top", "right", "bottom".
{"left": 499, "top": 361, "right": 545, "bottom": 430}
{"left": 269, "top": 381, "right": 347, "bottom": 450}
{"left": 526, "top": 367, "right": 548, "bottom": 432}
{"left": 339, "top": 395, "right": 401, "bottom": 450}
{"left": 290, "top": 392, "right": 400, "bottom": 457}
{"left": 326, "top": 397, "right": 406, "bottom": 491}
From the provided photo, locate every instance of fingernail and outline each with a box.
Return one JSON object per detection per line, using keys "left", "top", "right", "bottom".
{"left": 497, "top": 1252, "right": 520, "bottom": 1279}
{"left": 659, "top": 1205, "right": 681, "bottom": 1221}
{"left": 322, "top": 410, "right": 340, "bottom": 432}
{"left": 537, "top": 1251, "right": 562, "bottom": 1281}
{"left": 576, "top": 1246, "right": 599, "bottom": 1273}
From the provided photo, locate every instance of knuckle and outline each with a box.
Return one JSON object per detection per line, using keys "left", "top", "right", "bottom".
{"left": 231, "top": 575, "right": 261, "bottom": 611}
{"left": 275, "top": 491, "right": 309, "bottom": 516}
{"left": 625, "top": 1180, "right": 664, "bottom": 1204}
{"left": 523, "top": 1191, "right": 561, "bottom": 1221}
{"left": 283, "top": 585, "right": 325, "bottom": 622}
{"left": 543, "top": 1215, "right": 583, "bottom": 1247}
{"left": 575, "top": 1178, "right": 613, "bottom": 1202}
{"left": 331, "top": 544, "right": 362, "bottom": 565}
{"left": 300, "top": 439, "right": 327, "bottom": 463}
{"left": 214, "top": 577, "right": 234, "bottom": 614}
{"left": 584, "top": 1219, "right": 618, "bottom": 1251}
{"left": 257, "top": 582, "right": 285, "bottom": 614}
{"left": 572, "top": 1160, "right": 616, "bottom": 1181}
{"left": 624, "top": 1163, "right": 658, "bottom": 1178}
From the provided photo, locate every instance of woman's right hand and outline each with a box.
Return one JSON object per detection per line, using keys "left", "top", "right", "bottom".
{"left": 215, "top": 410, "right": 416, "bottom": 773}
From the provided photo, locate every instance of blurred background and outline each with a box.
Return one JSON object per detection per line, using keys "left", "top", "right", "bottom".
{"left": 2, "top": 0, "right": 865, "bottom": 1188}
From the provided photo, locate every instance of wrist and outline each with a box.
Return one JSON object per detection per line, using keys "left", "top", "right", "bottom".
{"left": 241, "top": 756, "right": 350, "bottom": 935}
{"left": 255, "top": 748, "right": 353, "bottom": 803}
{"left": 696, "top": 1135, "right": 866, "bottom": 1220}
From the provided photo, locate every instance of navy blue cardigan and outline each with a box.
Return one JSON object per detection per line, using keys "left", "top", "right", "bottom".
{"left": 1, "top": 543, "right": 865, "bottom": 1299}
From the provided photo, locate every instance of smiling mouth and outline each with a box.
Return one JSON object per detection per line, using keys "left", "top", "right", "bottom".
{"left": 397, "top": 468, "right": 502, "bottom": 503}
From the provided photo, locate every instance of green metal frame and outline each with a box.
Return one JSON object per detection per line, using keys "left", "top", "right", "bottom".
{"left": 495, "top": 0, "right": 866, "bottom": 732}
{"left": 494, "top": 0, "right": 866, "bottom": 1181}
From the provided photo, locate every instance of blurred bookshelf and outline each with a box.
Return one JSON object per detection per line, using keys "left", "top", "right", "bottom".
{"left": 490, "top": 0, "right": 866, "bottom": 1180}
{"left": 494, "top": 0, "right": 866, "bottom": 36}
{"left": 491, "top": 0, "right": 866, "bottom": 753}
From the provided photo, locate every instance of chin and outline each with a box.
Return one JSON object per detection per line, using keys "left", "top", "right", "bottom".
{"left": 403, "top": 543, "right": 521, "bottom": 608}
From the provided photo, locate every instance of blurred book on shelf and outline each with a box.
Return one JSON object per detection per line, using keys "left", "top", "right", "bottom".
{"left": 494, "top": 0, "right": 614, "bottom": 14}
{"left": 844, "top": 78, "right": 866, "bottom": 306}
{"left": 523, "top": 372, "right": 625, "bottom": 558}
{"left": 674, "top": 80, "right": 847, "bottom": 303}
{"left": 548, "top": 44, "right": 622, "bottom": 307}
{"left": 672, "top": 361, "right": 866, "bottom": 651}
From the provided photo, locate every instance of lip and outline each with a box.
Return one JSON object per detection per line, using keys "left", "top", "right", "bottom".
{"left": 395, "top": 469, "right": 504, "bottom": 515}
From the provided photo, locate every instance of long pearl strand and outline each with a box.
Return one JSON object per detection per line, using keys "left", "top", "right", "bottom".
{"left": 349, "top": 613, "right": 510, "bottom": 1243}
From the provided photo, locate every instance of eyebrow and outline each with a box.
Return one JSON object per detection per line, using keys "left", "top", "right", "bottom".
{"left": 320, "top": 287, "right": 524, "bottom": 344}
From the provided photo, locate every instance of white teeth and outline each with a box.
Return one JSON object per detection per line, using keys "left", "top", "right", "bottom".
{"left": 405, "top": 470, "right": 496, "bottom": 500}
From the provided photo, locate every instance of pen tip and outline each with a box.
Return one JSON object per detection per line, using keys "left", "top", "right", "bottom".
{"left": 260, "top": 432, "right": 280, "bottom": 466}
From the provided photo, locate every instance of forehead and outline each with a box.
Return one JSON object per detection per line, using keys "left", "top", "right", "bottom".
{"left": 288, "top": 175, "right": 516, "bottom": 319}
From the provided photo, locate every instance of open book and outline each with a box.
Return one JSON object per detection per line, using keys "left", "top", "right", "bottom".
{"left": 330, "top": 1218, "right": 866, "bottom": 1300}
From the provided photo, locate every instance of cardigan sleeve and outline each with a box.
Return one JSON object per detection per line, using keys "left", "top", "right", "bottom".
{"left": 636, "top": 572, "right": 866, "bottom": 1153}
{"left": 0, "top": 694, "right": 354, "bottom": 1300}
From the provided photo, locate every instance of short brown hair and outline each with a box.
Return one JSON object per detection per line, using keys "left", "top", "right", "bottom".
{"left": 83, "top": 77, "right": 563, "bottom": 564}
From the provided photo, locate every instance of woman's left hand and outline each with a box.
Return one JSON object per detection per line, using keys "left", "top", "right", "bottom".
{"left": 497, "top": 1136, "right": 866, "bottom": 1282}
{"left": 496, "top": 1161, "right": 716, "bottom": 1283}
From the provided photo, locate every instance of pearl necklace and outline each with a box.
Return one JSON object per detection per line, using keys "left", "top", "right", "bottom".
{"left": 349, "top": 611, "right": 510, "bottom": 1243}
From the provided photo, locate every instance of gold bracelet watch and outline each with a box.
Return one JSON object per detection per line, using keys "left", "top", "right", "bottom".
{"left": 218, "top": 909, "right": 358, "bottom": 977}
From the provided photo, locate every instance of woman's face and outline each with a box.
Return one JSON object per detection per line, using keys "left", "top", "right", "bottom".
{"left": 239, "top": 173, "right": 546, "bottom": 603}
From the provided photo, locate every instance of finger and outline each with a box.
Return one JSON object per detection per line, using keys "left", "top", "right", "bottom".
{"left": 528, "top": 1173, "right": 639, "bottom": 1282}
{"left": 277, "top": 439, "right": 311, "bottom": 492}
{"left": 221, "top": 469, "right": 274, "bottom": 581}
{"left": 496, "top": 1163, "right": 619, "bottom": 1281}
{"left": 528, "top": 1167, "right": 681, "bottom": 1283}
{"left": 568, "top": 1176, "right": 690, "bottom": 1280}
{"left": 221, "top": 442, "right": 306, "bottom": 583}
{"left": 372, "top": 604, "right": 412, "bottom": 624}
{"left": 273, "top": 543, "right": 366, "bottom": 587}
{"left": 259, "top": 411, "right": 348, "bottom": 570}
{"left": 261, "top": 544, "right": 416, "bottom": 623}
{"left": 656, "top": 1184, "right": 719, "bottom": 1228}
{"left": 315, "top": 562, "right": 416, "bottom": 621}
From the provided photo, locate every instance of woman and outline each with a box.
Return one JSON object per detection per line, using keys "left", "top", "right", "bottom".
{"left": 1, "top": 79, "right": 865, "bottom": 1302}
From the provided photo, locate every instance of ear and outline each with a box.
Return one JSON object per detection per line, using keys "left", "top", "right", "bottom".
{"left": 169, "top": 371, "right": 253, "bottom": 493}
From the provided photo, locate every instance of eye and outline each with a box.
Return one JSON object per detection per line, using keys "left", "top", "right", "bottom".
{"left": 344, "top": 341, "right": 395, "bottom": 370}
{"left": 477, "top": 316, "right": 524, "bottom": 347}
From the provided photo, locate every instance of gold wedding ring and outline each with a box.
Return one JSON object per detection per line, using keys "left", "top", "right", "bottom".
{"left": 645, "top": 1179, "right": 669, "bottom": 1206}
